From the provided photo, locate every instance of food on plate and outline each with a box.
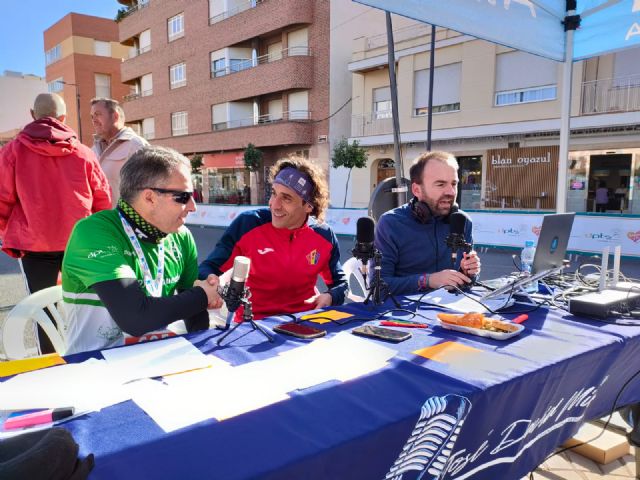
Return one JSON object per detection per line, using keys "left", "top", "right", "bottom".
{"left": 436, "top": 312, "right": 518, "bottom": 333}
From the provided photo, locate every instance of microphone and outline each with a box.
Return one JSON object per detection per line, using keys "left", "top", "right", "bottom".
{"left": 221, "top": 256, "right": 250, "bottom": 314}
{"left": 352, "top": 216, "right": 376, "bottom": 278}
{"left": 445, "top": 211, "right": 472, "bottom": 268}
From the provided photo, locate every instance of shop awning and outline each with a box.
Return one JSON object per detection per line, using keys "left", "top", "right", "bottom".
{"left": 203, "top": 152, "right": 245, "bottom": 169}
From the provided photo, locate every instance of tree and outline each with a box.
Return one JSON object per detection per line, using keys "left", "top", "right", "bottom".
{"left": 190, "top": 154, "right": 203, "bottom": 174}
{"left": 331, "top": 138, "right": 368, "bottom": 207}
{"left": 244, "top": 143, "right": 263, "bottom": 203}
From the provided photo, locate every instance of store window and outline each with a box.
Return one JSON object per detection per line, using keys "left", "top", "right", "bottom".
{"left": 456, "top": 156, "right": 482, "bottom": 210}
{"left": 206, "top": 169, "right": 249, "bottom": 204}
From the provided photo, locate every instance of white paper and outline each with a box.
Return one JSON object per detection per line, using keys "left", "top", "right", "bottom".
{"left": 408, "top": 288, "right": 514, "bottom": 313}
{"left": 101, "top": 336, "right": 224, "bottom": 382}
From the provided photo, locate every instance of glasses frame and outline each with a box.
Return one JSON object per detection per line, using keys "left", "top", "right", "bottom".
{"left": 143, "top": 187, "right": 194, "bottom": 204}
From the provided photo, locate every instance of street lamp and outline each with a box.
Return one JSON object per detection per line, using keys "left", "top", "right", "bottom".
{"left": 59, "top": 81, "right": 82, "bottom": 142}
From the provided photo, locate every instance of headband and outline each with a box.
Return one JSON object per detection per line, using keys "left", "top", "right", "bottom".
{"left": 273, "top": 167, "right": 313, "bottom": 204}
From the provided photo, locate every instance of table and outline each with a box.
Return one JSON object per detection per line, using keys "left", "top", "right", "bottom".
{"left": 24, "top": 298, "right": 640, "bottom": 479}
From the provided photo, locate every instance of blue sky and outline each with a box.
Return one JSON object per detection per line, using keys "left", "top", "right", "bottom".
{"left": 1, "top": 1, "right": 121, "bottom": 77}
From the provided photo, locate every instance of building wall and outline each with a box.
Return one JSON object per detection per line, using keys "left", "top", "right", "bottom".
{"left": 44, "top": 13, "right": 129, "bottom": 145}
{"left": 0, "top": 72, "right": 47, "bottom": 139}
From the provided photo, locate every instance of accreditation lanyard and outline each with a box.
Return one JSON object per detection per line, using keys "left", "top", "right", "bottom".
{"left": 119, "top": 212, "right": 165, "bottom": 298}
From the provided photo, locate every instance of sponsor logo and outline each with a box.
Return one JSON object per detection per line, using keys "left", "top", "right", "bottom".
{"left": 585, "top": 231, "right": 620, "bottom": 242}
{"left": 258, "top": 247, "right": 274, "bottom": 255}
{"left": 628, "top": 231, "right": 640, "bottom": 243}
{"left": 87, "top": 245, "right": 118, "bottom": 259}
{"left": 499, "top": 227, "right": 521, "bottom": 235}
{"left": 342, "top": 217, "right": 350, "bottom": 225}
{"left": 532, "top": 225, "right": 541, "bottom": 236}
{"left": 306, "top": 249, "right": 320, "bottom": 265}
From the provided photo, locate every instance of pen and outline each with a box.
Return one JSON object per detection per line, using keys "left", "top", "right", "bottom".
{"left": 3, "top": 407, "right": 75, "bottom": 430}
{"left": 512, "top": 314, "right": 529, "bottom": 324}
{"left": 380, "top": 321, "right": 427, "bottom": 328}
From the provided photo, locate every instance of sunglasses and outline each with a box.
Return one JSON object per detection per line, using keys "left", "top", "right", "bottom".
{"left": 144, "top": 187, "right": 194, "bottom": 204}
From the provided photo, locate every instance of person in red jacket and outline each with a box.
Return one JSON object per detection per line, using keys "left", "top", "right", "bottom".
{"left": 0, "top": 93, "right": 111, "bottom": 352}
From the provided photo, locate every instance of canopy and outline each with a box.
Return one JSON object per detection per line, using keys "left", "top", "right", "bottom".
{"left": 354, "top": 0, "right": 640, "bottom": 61}
{"left": 353, "top": 0, "right": 640, "bottom": 212}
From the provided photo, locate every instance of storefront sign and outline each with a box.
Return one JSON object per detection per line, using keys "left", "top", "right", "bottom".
{"left": 203, "top": 151, "right": 245, "bottom": 169}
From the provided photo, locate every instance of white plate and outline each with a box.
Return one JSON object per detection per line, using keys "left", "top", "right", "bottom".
{"left": 436, "top": 319, "right": 524, "bottom": 340}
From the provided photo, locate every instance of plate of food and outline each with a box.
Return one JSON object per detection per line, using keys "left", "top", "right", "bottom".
{"left": 435, "top": 312, "right": 524, "bottom": 340}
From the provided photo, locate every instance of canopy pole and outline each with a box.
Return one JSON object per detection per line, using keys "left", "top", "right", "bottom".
{"left": 426, "top": 24, "right": 436, "bottom": 151}
{"left": 558, "top": 4, "right": 580, "bottom": 213}
{"left": 385, "top": 11, "right": 407, "bottom": 206}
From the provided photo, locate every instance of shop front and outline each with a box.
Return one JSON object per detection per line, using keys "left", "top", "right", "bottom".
{"left": 200, "top": 151, "right": 251, "bottom": 205}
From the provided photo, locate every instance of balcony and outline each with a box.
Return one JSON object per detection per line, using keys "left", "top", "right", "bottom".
{"left": 127, "top": 44, "right": 151, "bottom": 59}
{"left": 117, "top": 0, "right": 149, "bottom": 21}
{"left": 210, "top": 54, "right": 313, "bottom": 102}
{"left": 213, "top": 110, "right": 310, "bottom": 131}
{"left": 211, "top": 46, "right": 311, "bottom": 78}
{"left": 580, "top": 74, "right": 640, "bottom": 115}
{"left": 158, "top": 119, "right": 314, "bottom": 152}
{"left": 123, "top": 89, "right": 152, "bottom": 102}
{"left": 210, "top": 0, "right": 263, "bottom": 24}
{"left": 351, "top": 112, "right": 393, "bottom": 137}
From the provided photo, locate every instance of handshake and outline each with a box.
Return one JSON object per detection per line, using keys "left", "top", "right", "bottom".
{"left": 194, "top": 274, "right": 224, "bottom": 310}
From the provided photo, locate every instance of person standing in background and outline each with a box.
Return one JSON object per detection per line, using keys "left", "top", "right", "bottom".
{"left": 91, "top": 98, "right": 148, "bottom": 206}
{"left": 595, "top": 181, "right": 609, "bottom": 213}
{"left": 0, "top": 93, "right": 112, "bottom": 353}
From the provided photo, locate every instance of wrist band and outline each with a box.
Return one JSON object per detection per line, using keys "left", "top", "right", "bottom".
{"left": 418, "top": 273, "right": 430, "bottom": 291}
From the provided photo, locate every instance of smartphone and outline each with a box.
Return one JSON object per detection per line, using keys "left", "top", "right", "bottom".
{"left": 273, "top": 322, "right": 327, "bottom": 339}
{"left": 351, "top": 325, "right": 412, "bottom": 343}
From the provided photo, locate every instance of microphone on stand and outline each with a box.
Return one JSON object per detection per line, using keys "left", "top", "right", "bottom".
{"left": 218, "top": 256, "right": 250, "bottom": 329}
{"left": 352, "top": 216, "right": 376, "bottom": 281}
{"left": 445, "top": 211, "right": 472, "bottom": 268}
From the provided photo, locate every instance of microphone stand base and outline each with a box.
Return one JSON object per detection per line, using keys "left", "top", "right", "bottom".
{"left": 216, "top": 301, "right": 274, "bottom": 346}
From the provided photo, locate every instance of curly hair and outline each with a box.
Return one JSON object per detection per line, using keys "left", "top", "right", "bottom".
{"left": 269, "top": 157, "right": 329, "bottom": 223}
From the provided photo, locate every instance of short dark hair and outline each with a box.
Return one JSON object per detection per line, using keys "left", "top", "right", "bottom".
{"left": 268, "top": 156, "right": 329, "bottom": 222}
{"left": 90, "top": 97, "right": 125, "bottom": 120}
{"left": 409, "top": 151, "right": 459, "bottom": 185}
{"left": 120, "top": 146, "right": 190, "bottom": 203}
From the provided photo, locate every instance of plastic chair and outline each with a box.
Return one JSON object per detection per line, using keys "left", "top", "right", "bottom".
{"left": 342, "top": 257, "right": 367, "bottom": 303}
{"left": 2, "top": 286, "right": 67, "bottom": 359}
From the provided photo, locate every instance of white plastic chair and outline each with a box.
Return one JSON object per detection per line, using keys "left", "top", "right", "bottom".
{"left": 1, "top": 286, "right": 67, "bottom": 359}
{"left": 342, "top": 257, "right": 367, "bottom": 303}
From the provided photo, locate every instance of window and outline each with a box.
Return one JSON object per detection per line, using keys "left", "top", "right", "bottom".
{"left": 170, "top": 63, "right": 186, "bottom": 89}
{"left": 413, "top": 63, "right": 461, "bottom": 115}
{"left": 142, "top": 118, "right": 155, "bottom": 140}
{"left": 95, "top": 74, "right": 111, "bottom": 98}
{"left": 139, "top": 29, "right": 151, "bottom": 55}
{"left": 171, "top": 111, "right": 188, "bottom": 136}
{"left": 211, "top": 103, "right": 227, "bottom": 130}
{"left": 45, "top": 44, "right": 61, "bottom": 66}
{"left": 212, "top": 58, "right": 226, "bottom": 77}
{"left": 613, "top": 47, "right": 640, "bottom": 87}
{"left": 141, "top": 73, "right": 153, "bottom": 96}
{"left": 168, "top": 13, "right": 184, "bottom": 42}
{"left": 373, "top": 87, "right": 392, "bottom": 119}
{"left": 288, "top": 90, "right": 309, "bottom": 120}
{"left": 94, "top": 40, "right": 111, "bottom": 57}
{"left": 47, "top": 77, "right": 63, "bottom": 93}
{"left": 495, "top": 51, "right": 557, "bottom": 106}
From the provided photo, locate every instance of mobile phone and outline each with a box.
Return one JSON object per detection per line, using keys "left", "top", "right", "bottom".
{"left": 351, "top": 325, "right": 412, "bottom": 343}
{"left": 273, "top": 322, "right": 327, "bottom": 339}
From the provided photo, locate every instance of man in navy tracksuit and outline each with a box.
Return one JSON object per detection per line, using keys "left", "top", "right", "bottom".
{"left": 199, "top": 157, "right": 347, "bottom": 320}
{"left": 375, "top": 151, "right": 481, "bottom": 295}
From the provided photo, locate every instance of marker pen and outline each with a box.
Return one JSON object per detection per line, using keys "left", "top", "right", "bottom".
{"left": 3, "top": 407, "right": 75, "bottom": 430}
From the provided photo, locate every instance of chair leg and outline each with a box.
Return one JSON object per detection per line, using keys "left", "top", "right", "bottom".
{"left": 635, "top": 446, "right": 640, "bottom": 479}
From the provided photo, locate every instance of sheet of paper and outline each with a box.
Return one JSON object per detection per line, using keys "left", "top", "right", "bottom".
{"left": 0, "top": 358, "right": 129, "bottom": 412}
{"left": 408, "top": 289, "right": 514, "bottom": 313}
{"left": 0, "top": 354, "right": 66, "bottom": 378}
{"left": 300, "top": 309, "right": 354, "bottom": 324}
{"left": 101, "top": 336, "right": 224, "bottom": 382}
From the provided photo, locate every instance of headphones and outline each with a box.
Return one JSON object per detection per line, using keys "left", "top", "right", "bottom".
{"left": 409, "top": 196, "right": 459, "bottom": 224}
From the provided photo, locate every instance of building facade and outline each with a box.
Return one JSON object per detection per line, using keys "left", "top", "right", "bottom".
{"left": 346, "top": 22, "right": 640, "bottom": 215}
{"left": 0, "top": 71, "right": 47, "bottom": 144}
{"left": 44, "top": 13, "right": 130, "bottom": 145}
{"left": 117, "top": 0, "right": 339, "bottom": 204}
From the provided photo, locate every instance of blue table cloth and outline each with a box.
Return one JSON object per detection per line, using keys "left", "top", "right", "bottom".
{"left": 37, "top": 298, "right": 640, "bottom": 479}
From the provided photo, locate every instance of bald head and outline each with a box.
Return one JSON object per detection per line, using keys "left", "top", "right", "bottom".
{"left": 32, "top": 93, "right": 66, "bottom": 120}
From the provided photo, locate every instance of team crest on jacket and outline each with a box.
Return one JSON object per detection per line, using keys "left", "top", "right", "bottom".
{"left": 306, "top": 249, "right": 320, "bottom": 265}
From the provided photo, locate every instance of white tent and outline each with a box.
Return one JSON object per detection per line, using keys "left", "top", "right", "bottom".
{"left": 354, "top": 0, "right": 640, "bottom": 211}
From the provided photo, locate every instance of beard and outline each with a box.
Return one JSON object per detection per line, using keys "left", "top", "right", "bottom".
{"left": 424, "top": 194, "right": 455, "bottom": 217}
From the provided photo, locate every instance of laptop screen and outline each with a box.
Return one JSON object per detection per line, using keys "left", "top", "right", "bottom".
{"left": 532, "top": 213, "right": 575, "bottom": 274}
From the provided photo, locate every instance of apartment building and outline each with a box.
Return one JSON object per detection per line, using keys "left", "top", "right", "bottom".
{"left": 347, "top": 23, "right": 640, "bottom": 214}
{"left": 44, "top": 13, "right": 130, "bottom": 145}
{"left": 117, "top": 0, "right": 341, "bottom": 204}
{"left": 0, "top": 71, "right": 47, "bottom": 144}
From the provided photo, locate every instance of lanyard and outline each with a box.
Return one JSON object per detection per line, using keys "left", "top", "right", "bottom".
{"left": 119, "top": 212, "right": 165, "bottom": 297}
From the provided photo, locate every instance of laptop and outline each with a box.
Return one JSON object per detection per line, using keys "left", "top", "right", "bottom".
{"left": 482, "top": 213, "right": 575, "bottom": 300}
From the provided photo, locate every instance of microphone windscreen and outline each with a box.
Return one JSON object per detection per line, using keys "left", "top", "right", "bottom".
{"left": 449, "top": 211, "right": 468, "bottom": 235}
{"left": 356, "top": 216, "right": 375, "bottom": 243}
{"left": 231, "top": 256, "right": 251, "bottom": 283}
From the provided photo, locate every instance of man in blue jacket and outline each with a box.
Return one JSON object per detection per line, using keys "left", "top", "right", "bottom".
{"left": 375, "top": 151, "right": 481, "bottom": 295}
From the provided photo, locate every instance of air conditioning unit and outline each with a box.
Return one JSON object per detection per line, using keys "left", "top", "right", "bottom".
{"left": 317, "top": 135, "right": 327, "bottom": 143}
